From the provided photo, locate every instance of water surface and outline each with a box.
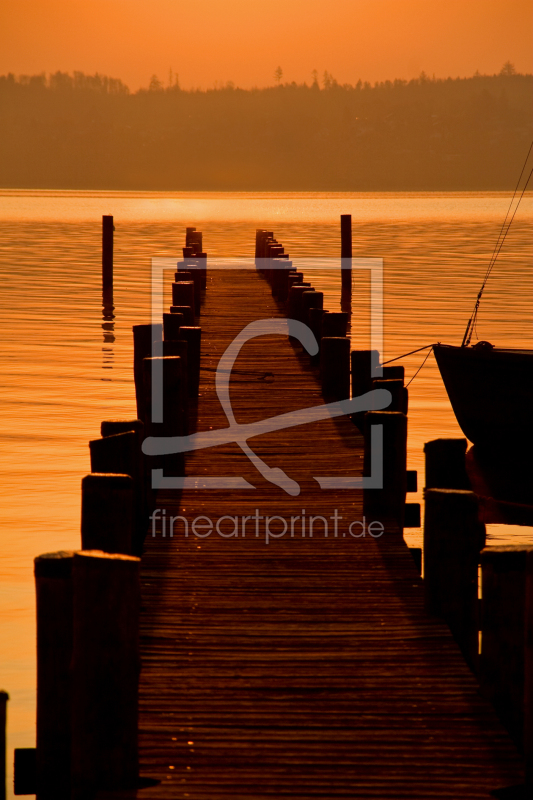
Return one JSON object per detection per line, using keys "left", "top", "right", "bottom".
{"left": 0, "top": 190, "right": 531, "bottom": 797}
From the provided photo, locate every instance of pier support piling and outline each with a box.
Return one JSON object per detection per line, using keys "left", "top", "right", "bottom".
{"left": 81, "top": 474, "right": 134, "bottom": 555}
{"left": 71, "top": 551, "right": 140, "bottom": 798}
{"left": 480, "top": 545, "right": 533, "bottom": 749}
{"left": 424, "top": 489, "right": 485, "bottom": 671}
{"left": 34, "top": 552, "right": 74, "bottom": 799}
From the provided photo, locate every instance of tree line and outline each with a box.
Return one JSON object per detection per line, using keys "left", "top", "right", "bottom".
{"left": 0, "top": 68, "right": 531, "bottom": 190}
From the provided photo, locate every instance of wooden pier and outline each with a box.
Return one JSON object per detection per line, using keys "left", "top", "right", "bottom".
{"left": 134, "top": 264, "right": 524, "bottom": 798}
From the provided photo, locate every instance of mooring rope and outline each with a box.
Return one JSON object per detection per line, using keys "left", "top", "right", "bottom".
{"left": 462, "top": 139, "right": 533, "bottom": 347}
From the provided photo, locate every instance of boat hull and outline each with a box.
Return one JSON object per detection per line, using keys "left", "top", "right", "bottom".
{"left": 433, "top": 344, "right": 533, "bottom": 451}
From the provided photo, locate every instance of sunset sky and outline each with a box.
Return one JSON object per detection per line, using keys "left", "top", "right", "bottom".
{"left": 1, "top": 0, "right": 532, "bottom": 90}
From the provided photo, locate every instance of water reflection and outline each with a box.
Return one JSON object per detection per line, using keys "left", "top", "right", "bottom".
{"left": 102, "top": 305, "right": 115, "bottom": 378}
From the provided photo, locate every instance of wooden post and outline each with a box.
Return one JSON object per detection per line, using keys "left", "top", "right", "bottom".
{"left": 102, "top": 215, "right": 113, "bottom": 310}
{"left": 424, "top": 489, "right": 485, "bottom": 671}
{"left": 100, "top": 419, "right": 143, "bottom": 439}
{"left": 178, "top": 327, "right": 201, "bottom": 397}
{"left": 71, "top": 551, "right": 140, "bottom": 797}
{"left": 172, "top": 281, "right": 195, "bottom": 316}
{"left": 351, "top": 349, "right": 380, "bottom": 397}
{"left": 322, "top": 312, "right": 348, "bottom": 338}
{"left": 320, "top": 337, "right": 350, "bottom": 400}
{"left": 340, "top": 214, "right": 352, "bottom": 298}
{"left": 161, "top": 342, "right": 189, "bottom": 431}
{"left": 275, "top": 262, "right": 293, "bottom": 302}
{"left": 81, "top": 474, "right": 134, "bottom": 555}
{"left": 98, "top": 419, "right": 145, "bottom": 520}
{"left": 175, "top": 267, "right": 202, "bottom": 313}
{"left": 188, "top": 230, "right": 202, "bottom": 252}
{"left": 132, "top": 324, "right": 162, "bottom": 423}
{"left": 288, "top": 285, "right": 312, "bottom": 323}
{"left": 163, "top": 312, "right": 185, "bottom": 341}
{"left": 371, "top": 378, "right": 408, "bottom": 414}
{"left": 480, "top": 545, "right": 532, "bottom": 749}
{"left": 308, "top": 307, "right": 325, "bottom": 361}
{"left": 301, "top": 290, "right": 324, "bottom": 324}
{"left": 142, "top": 356, "right": 183, "bottom": 433}
{"left": 170, "top": 305, "right": 194, "bottom": 325}
{"left": 34, "top": 551, "right": 74, "bottom": 799}
{"left": 363, "top": 411, "right": 407, "bottom": 529}
{"left": 0, "top": 690, "right": 7, "bottom": 800}
{"left": 525, "top": 550, "right": 533, "bottom": 788}
{"left": 143, "top": 356, "right": 184, "bottom": 474}
{"left": 424, "top": 438, "right": 470, "bottom": 489}
{"left": 89, "top": 432, "right": 142, "bottom": 537}
{"left": 90, "top": 430, "right": 139, "bottom": 483}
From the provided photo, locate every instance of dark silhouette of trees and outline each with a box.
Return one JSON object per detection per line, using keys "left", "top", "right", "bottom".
{"left": 0, "top": 69, "right": 531, "bottom": 190}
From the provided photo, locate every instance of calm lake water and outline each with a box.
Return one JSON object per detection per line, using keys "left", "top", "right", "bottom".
{"left": 0, "top": 190, "right": 532, "bottom": 796}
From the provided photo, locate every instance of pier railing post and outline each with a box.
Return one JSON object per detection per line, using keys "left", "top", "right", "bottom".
{"left": 424, "top": 489, "right": 485, "bottom": 671}
{"left": 133, "top": 324, "right": 162, "bottom": 423}
{"left": 143, "top": 356, "right": 184, "bottom": 474}
{"left": 178, "top": 326, "right": 201, "bottom": 398}
{"left": 81, "top": 474, "right": 134, "bottom": 555}
{"left": 363, "top": 410, "right": 407, "bottom": 529}
{"left": 71, "top": 551, "right": 140, "bottom": 798}
{"left": 98, "top": 420, "right": 150, "bottom": 551}
{"left": 480, "top": 545, "right": 533, "bottom": 750}
{"left": 320, "top": 337, "right": 350, "bottom": 400}
{"left": 34, "top": 552, "right": 74, "bottom": 799}
{"left": 424, "top": 438, "right": 470, "bottom": 489}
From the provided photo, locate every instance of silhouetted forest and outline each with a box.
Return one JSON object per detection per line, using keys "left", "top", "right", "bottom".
{"left": 0, "top": 69, "right": 531, "bottom": 190}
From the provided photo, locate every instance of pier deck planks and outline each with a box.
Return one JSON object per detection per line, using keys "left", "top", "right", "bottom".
{"left": 134, "top": 266, "right": 523, "bottom": 798}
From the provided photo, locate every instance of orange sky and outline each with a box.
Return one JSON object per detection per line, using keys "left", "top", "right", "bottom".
{"left": 1, "top": 0, "right": 532, "bottom": 90}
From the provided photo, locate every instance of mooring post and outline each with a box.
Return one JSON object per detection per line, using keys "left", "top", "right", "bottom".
{"left": 480, "top": 545, "right": 533, "bottom": 750}
{"left": 301, "top": 290, "right": 324, "bottom": 325}
{"left": 170, "top": 305, "right": 194, "bottom": 325}
{"left": 308, "top": 307, "right": 325, "bottom": 363}
{"left": 172, "top": 281, "right": 195, "bottom": 319}
{"left": 71, "top": 551, "right": 140, "bottom": 798}
{"left": 143, "top": 356, "right": 184, "bottom": 473}
{"left": 81, "top": 474, "right": 134, "bottom": 555}
{"left": 371, "top": 378, "right": 408, "bottom": 414}
{"left": 132, "top": 324, "right": 162, "bottom": 423}
{"left": 288, "top": 284, "right": 312, "bottom": 324}
{"left": 424, "top": 489, "right": 485, "bottom": 671}
{"left": 102, "top": 215, "right": 114, "bottom": 310}
{"left": 163, "top": 312, "right": 185, "bottom": 341}
{"left": 178, "top": 326, "right": 201, "bottom": 397}
{"left": 34, "top": 551, "right": 74, "bottom": 799}
{"left": 0, "top": 690, "right": 7, "bottom": 800}
{"left": 525, "top": 550, "right": 533, "bottom": 789}
{"left": 322, "top": 312, "right": 349, "bottom": 338}
{"left": 363, "top": 410, "right": 407, "bottom": 529}
{"left": 424, "top": 438, "right": 470, "bottom": 489}
{"left": 320, "top": 337, "right": 350, "bottom": 400}
{"left": 89, "top": 430, "right": 143, "bottom": 538}
{"left": 351, "top": 349, "right": 380, "bottom": 396}
{"left": 340, "top": 213, "right": 352, "bottom": 298}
